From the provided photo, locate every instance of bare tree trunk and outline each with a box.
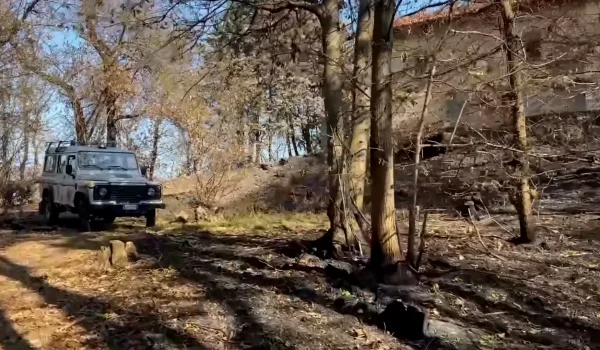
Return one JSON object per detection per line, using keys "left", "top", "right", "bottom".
{"left": 148, "top": 119, "right": 162, "bottom": 181}
{"left": 19, "top": 110, "right": 30, "bottom": 180}
{"left": 106, "top": 92, "right": 118, "bottom": 147}
{"left": 317, "top": 0, "right": 359, "bottom": 254}
{"left": 33, "top": 138, "right": 41, "bottom": 176}
{"left": 499, "top": 0, "right": 536, "bottom": 243}
{"left": 73, "top": 98, "right": 86, "bottom": 144}
{"left": 349, "top": 0, "right": 374, "bottom": 211}
{"left": 291, "top": 132, "right": 299, "bottom": 156}
{"left": 1, "top": 115, "right": 9, "bottom": 165}
{"left": 302, "top": 124, "right": 312, "bottom": 154}
{"left": 407, "top": 64, "right": 436, "bottom": 266}
{"left": 288, "top": 114, "right": 300, "bottom": 156}
{"left": 286, "top": 133, "right": 293, "bottom": 157}
{"left": 369, "top": 0, "right": 402, "bottom": 267}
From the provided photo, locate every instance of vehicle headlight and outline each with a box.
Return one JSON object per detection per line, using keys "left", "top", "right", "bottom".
{"left": 99, "top": 188, "right": 108, "bottom": 197}
{"left": 147, "top": 187, "right": 156, "bottom": 196}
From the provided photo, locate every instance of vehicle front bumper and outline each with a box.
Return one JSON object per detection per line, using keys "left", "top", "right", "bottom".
{"left": 89, "top": 200, "right": 166, "bottom": 217}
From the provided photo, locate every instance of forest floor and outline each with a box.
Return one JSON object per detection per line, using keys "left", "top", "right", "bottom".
{"left": 0, "top": 210, "right": 599, "bottom": 350}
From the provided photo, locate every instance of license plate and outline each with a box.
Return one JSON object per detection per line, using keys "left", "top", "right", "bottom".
{"left": 123, "top": 204, "right": 138, "bottom": 211}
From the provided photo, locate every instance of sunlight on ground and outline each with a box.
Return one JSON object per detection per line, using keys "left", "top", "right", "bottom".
{"left": 158, "top": 212, "right": 328, "bottom": 236}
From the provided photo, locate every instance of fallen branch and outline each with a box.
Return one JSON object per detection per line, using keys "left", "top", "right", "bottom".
{"left": 415, "top": 212, "right": 429, "bottom": 271}
{"left": 467, "top": 209, "right": 506, "bottom": 261}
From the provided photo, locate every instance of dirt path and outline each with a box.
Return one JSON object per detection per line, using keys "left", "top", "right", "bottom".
{"left": 0, "top": 217, "right": 402, "bottom": 350}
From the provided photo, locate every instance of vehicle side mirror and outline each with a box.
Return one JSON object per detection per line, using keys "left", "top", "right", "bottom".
{"left": 66, "top": 164, "right": 74, "bottom": 177}
{"left": 140, "top": 166, "right": 147, "bottom": 177}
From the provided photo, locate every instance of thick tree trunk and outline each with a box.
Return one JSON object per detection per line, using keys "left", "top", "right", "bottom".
{"left": 369, "top": 0, "right": 403, "bottom": 267}
{"left": 349, "top": 0, "right": 374, "bottom": 211}
{"left": 499, "top": 0, "right": 536, "bottom": 243}
{"left": 148, "top": 119, "right": 162, "bottom": 181}
{"left": 318, "top": 0, "right": 358, "bottom": 253}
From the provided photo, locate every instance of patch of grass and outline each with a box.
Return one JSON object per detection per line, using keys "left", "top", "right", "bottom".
{"left": 158, "top": 212, "right": 327, "bottom": 236}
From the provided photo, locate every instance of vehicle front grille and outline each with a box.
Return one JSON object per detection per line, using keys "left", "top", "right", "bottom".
{"left": 108, "top": 185, "right": 147, "bottom": 203}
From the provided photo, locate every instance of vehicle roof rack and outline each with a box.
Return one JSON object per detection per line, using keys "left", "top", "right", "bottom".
{"left": 45, "top": 141, "right": 75, "bottom": 153}
{"left": 45, "top": 140, "right": 114, "bottom": 154}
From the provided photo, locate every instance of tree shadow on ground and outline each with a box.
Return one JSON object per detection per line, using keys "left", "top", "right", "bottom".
{"left": 0, "top": 255, "right": 211, "bottom": 350}
{"left": 132, "top": 228, "right": 460, "bottom": 350}
{"left": 0, "top": 307, "right": 35, "bottom": 350}
{"left": 421, "top": 258, "right": 600, "bottom": 349}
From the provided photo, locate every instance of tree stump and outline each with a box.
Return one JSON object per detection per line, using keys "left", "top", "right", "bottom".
{"left": 97, "top": 246, "right": 111, "bottom": 271}
{"left": 109, "top": 240, "right": 128, "bottom": 267}
{"left": 125, "top": 241, "right": 139, "bottom": 261}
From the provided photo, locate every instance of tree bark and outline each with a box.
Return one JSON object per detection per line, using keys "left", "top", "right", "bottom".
{"left": 106, "top": 91, "right": 118, "bottom": 147}
{"left": 369, "top": 0, "right": 403, "bottom": 267}
{"left": 73, "top": 98, "right": 86, "bottom": 144}
{"left": 286, "top": 133, "right": 293, "bottom": 157}
{"left": 33, "top": 138, "right": 41, "bottom": 175}
{"left": 407, "top": 64, "right": 436, "bottom": 267}
{"left": 288, "top": 114, "right": 300, "bottom": 156}
{"left": 349, "top": 0, "right": 374, "bottom": 211}
{"left": 301, "top": 123, "right": 313, "bottom": 154}
{"left": 499, "top": 0, "right": 536, "bottom": 243}
{"left": 319, "top": 0, "right": 358, "bottom": 253}
{"left": 19, "top": 110, "right": 30, "bottom": 180}
{"left": 148, "top": 119, "right": 162, "bottom": 181}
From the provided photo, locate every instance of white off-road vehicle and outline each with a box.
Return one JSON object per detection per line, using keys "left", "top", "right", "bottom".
{"left": 39, "top": 141, "right": 166, "bottom": 231}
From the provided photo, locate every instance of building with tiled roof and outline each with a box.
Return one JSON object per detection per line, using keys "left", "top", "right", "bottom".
{"left": 390, "top": 0, "right": 600, "bottom": 133}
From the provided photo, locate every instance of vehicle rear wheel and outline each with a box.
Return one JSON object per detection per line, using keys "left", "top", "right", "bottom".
{"left": 146, "top": 209, "right": 156, "bottom": 228}
{"left": 78, "top": 200, "right": 92, "bottom": 232}
{"left": 103, "top": 215, "right": 116, "bottom": 224}
{"left": 43, "top": 196, "right": 59, "bottom": 225}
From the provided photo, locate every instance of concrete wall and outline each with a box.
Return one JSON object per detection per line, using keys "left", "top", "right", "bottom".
{"left": 391, "top": 0, "right": 600, "bottom": 134}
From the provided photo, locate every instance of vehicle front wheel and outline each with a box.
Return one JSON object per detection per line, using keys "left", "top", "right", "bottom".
{"left": 146, "top": 209, "right": 156, "bottom": 228}
{"left": 78, "top": 200, "right": 92, "bottom": 232}
{"left": 43, "top": 196, "right": 59, "bottom": 225}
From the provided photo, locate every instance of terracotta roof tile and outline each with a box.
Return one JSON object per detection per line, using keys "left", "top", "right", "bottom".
{"left": 393, "top": 1, "right": 493, "bottom": 29}
{"left": 393, "top": 0, "right": 578, "bottom": 29}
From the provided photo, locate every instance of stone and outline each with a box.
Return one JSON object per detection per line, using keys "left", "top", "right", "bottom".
{"left": 297, "top": 253, "right": 325, "bottom": 268}
{"left": 194, "top": 206, "right": 208, "bottom": 222}
{"left": 174, "top": 210, "right": 189, "bottom": 224}
{"left": 378, "top": 300, "right": 429, "bottom": 340}
{"left": 109, "top": 240, "right": 129, "bottom": 267}
{"left": 325, "top": 263, "right": 351, "bottom": 281}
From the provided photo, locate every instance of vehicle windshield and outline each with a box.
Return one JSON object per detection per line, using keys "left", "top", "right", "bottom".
{"left": 78, "top": 152, "right": 138, "bottom": 170}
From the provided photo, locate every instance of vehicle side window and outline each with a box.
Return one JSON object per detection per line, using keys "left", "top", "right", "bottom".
{"left": 67, "top": 155, "right": 76, "bottom": 168}
{"left": 57, "top": 155, "right": 67, "bottom": 174}
{"left": 43, "top": 156, "right": 56, "bottom": 173}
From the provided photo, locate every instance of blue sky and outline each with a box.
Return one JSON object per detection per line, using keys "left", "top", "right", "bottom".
{"left": 37, "top": 0, "right": 448, "bottom": 177}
